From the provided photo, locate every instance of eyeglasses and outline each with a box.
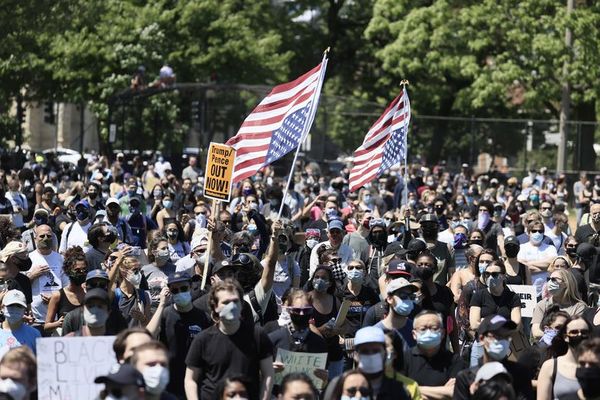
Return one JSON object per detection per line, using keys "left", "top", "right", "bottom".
{"left": 546, "top": 277, "right": 564, "bottom": 283}
{"left": 567, "top": 329, "right": 589, "bottom": 337}
{"left": 169, "top": 286, "right": 189, "bottom": 294}
{"left": 483, "top": 272, "right": 502, "bottom": 279}
{"left": 345, "top": 386, "right": 372, "bottom": 397}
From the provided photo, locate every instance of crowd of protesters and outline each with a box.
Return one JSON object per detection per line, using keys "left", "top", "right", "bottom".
{"left": 0, "top": 152, "right": 599, "bottom": 400}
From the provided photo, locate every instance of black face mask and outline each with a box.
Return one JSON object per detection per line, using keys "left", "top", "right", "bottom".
{"left": 415, "top": 266, "right": 435, "bottom": 281}
{"left": 371, "top": 232, "right": 387, "bottom": 247}
{"left": 88, "top": 192, "right": 98, "bottom": 200}
{"left": 505, "top": 245, "right": 519, "bottom": 258}
{"left": 11, "top": 254, "right": 32, "bottom": 271}
{"left": 576, "top": 366, "right": 600, "bottom": 398}
{"left": 568, "top": 335, "right": 588, "bottom": 349}
{"left": 469, "top": 239, "right": 484, "bottom": 247}
{"left": 68, "top": 272, "right": 87, "bottom": 286}
{"left": 422, "top": 228, "right": 438, "bottom": 241}
{"left": 290, "top": 313, "right": 311, "bottom": 328}
{"left": 566, "top": 247, "right": 577, "bottom": 257}
{"left": 105, "top": 232, "right": 117, "bottom": 244}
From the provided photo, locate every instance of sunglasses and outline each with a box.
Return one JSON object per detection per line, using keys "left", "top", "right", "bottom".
{"left": 169, "top": 286, "right": 189, "bottom": 294}
{"left": 286, "top": 306, "right": 313, "bottom": 315}
{"left": 546, "top": 277, "right": 563, "bottom": 283}
{"left": 483, "top": 272, "right": 502, "bottom": 279}
{"left": 345, "top": 387, "right": 372, "bottom": 397}
{"left": 346, "top": 264, "right": 363, "bottom": 270}
{"left": 37, "top": 234, "right": 52, "bottom": 239}
{"left": 231, "top": 253, "right": 252, "bottom": 266}
{"left": 531, "top": 229, "right": 544, "bottom": 233}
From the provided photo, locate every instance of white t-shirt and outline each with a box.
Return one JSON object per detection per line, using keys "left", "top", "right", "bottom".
{"left": 59, "top": 221, "right": 91, "bottom": 253}
{"left": 5, "top": 191, "right": 27, "bottom": 228}
{"left": 437, "top": 229, "right": 454, "bottom": 245}
{"left": 518, "top": 241, "right": 558, "bottom": 297}
{"left": 271, "top": 256, "right": 301, "bottom": 301}
{"left": 27, "top": 250, "right": 67, "bottom": 323}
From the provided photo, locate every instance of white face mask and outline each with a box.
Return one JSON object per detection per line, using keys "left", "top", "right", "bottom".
{"left": 306, "top": 239, "right": 319, "bottom": 249}
{"left": 142, "top": 365, "right": 170, "bottom": 394}
{"left": 83, "top": 306, "right": 109, "bottom": 328}
{"left": 126, "top": 271, "right": 142, "bottom": 288}
{"left": 0, "top": 378, "right": 27, "bottom": 400}
{"left": 357, "top": 352, "right": 384, "bottom": 374}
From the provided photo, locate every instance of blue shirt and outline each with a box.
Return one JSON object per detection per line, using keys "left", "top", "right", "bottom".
{"left": 0, "top": 324, "right": 41, "bottom": 354}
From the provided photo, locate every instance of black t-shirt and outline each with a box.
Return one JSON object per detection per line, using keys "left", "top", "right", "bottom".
{"left": 583, "top": 307, "right": 600, "bottom": 338}
{"left": 570, "top": 268, "right": 588, "bottom": 300}
{"left": 185, "top": 323, "right": 274, "bottom": 400}
{"left": 453, "top": 360, "right": 534, "bottom": 400}
{"left": 340, "top": 284, "right": 380, "bottom": 337}
{"left": 574, "top": 224, "right": 596, "bottom": 245}
{"left": 424, "top": 283, "right": 454, "bottom": 321}
{"left": 13, "top": 273, "right": 32, "bottom": 305}
{"left": 267, "top": 326, "right": 327, "bottom": 354}
{"left": 404, "top": 346, "right": 465, "bottom": 386}
{"left": 470, "top": 287, "right": 521, "bottom": 320}
{"left": 482, "top": 221, "right": 503, "bottom": 252}
{"left": 159, "top": 305, "right": 212, "bottom": 397}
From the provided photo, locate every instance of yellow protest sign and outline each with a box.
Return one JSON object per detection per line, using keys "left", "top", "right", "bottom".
{"left": 204, "top": 143, "right": 236, "bottom": 202}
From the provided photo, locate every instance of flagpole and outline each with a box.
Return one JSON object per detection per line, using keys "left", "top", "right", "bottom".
{"left": 277, "top": 48, "right": 330, "bottom": 220}
{"left": 401, "top": 80, "right": 410, "bottom": 209}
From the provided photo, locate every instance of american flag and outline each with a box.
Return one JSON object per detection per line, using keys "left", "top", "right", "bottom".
{"left": 349, "top": 88, "right": 411, "bottom": 192}
{"left": 226, "top": 60, "right": 327, "bottom": 184}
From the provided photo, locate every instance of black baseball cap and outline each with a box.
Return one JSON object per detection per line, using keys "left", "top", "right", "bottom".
{"left": 168, "top": 271, "right": 191, "bottom": 285}
{"left": 86, "top": 270, "right": 109, "bottom": 282}
{"left": 84, "top": 288, "right": 109, "bottom": 305}
{"left": 419, "top": 214, "right": 438, "bottom": 224}
{"left": 478, "top": 314, "right": 517, "bottom": 335}
{"left": 407, "top": 239, "right": 427, "bottom": 253}
{"left": 383, "top": 242, "right": 404, "bottom": 258}
{"left": 95, "top": 364, "right": 145, "bottom": 387}
{"left": 504, "top": 236, "right": 520, "bottom": 248}
{"left": 387, "top": 259, "right": 414, "bottom": 278}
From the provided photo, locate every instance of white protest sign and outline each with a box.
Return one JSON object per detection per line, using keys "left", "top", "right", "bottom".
{"left": 37, "top": 336, "right": 117, "bottom": 400}
{"left": 508, "top": 284, "right": 537, "bottom": 318}
{"left": 275, "top": 349, "right": 327, "bottom": 389}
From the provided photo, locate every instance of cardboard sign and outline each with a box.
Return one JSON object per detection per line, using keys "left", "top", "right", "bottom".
{"left": 275, "top": 349, "right": 327, "bottom": 389}
{"left": 37, "top": 336, "right": 117, "bottom": 400}
{"left": 203, "top": 143, "right": 236, "bottom": 202}
{"left": 508, "top": 284, "right": 537, "bottom": 318}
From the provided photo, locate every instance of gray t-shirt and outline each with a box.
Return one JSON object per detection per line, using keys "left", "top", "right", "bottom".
{"left": 141, "top": 262, "right": 176, "bottom": 310}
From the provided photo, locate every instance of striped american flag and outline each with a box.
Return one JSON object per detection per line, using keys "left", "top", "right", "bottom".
{"left": 349, "top": 88, "right": 411, "bottom": 192}
{"left": 226, "top": 61, "right": 327, "bottom": 184}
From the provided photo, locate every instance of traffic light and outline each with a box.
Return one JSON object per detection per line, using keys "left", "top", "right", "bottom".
{"left": 43, "top": 102, "right": 55, "bottom": 124}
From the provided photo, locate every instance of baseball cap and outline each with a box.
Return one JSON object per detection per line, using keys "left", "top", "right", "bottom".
{"left": 369, "top": 218, "right": 386, "bottom": 229}
{"left": 168, "top": 272, "right": 191, "bottom": 285}
{"left": 2, "top": 290, "right": 27, "bottom": 307}
{"left": 95, "top": 364, "right": 145, "bottom": 387}
{"left": 84, "top": 288, "right": 109, "bottom": 305}
{"left": 474, "top": 362, "right": 510, "bottom": 383}
{"left": 419, "top": 213, "right": 438, "bottom": 224}
{"left": 407, "top": 239, "right": 427, "bottom": 254}
{"left": 478, "top": 314, "right": 517, "bottom": 335}
{"left": 105, "top": 198, "right": 120, "bottom": 208}
{"left": 86, "top": 270, "right": 109, "bottom": 282}
{"left": 387, "top": 259, "right": 414, "bottom": 278}
{"left": 354, "top": 326, "right": 385, "bottom": 347}
{"left": 42, "top": 185, "right": 55, "bottom": 194}
{"left": 504, "top": 236, "right": 520, "bottom": 248}
{"left": 305, "top": 229, "right": 321, "bottom": 240}
{"left": 129, "top": 196, "right": 141, "bottom": 206}
{"left": 383, "top": 242, "right": 403, "bottom": 258}
{"left": 386, "top": 277, "right": 417, "bottom": 295}
{"left": 76, "top": 200, "right": 91, "bottom": 210}
{"left": 0, "top": 241, "right": 27, "bottom": 263}
{"left": 191, "top": 230, "right": 209, "bottom": 250}
{"left": 327, "top": 219, "right": 345, "bottom": 232}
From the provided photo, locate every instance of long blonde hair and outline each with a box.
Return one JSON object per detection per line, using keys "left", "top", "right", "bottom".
{"left": 552, "top": 268, "right": 584, "bottom": 305}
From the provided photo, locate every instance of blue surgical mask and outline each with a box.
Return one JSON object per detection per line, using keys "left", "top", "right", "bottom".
{"left": 363, "top": 194, "right": 372, "bottom": 203}
{"left": 531, "top": 232, "right": 544, "bottom": 244}
{"left": 346, "top": 269, "right": 364, "bottom": 283}
{"left": 478, "top": 263, "right": 488, "bottom": 275}
{"left": 416, "top": 329, "right": 443, "bottom": 349}
{"left": 313, "top": 278, "right": 329, "bottom": 292}
{"left": 173, "top": 291, "right": 192, "bottom": 308}
{"left": 162, "top": 200, "right": 173, "bottom": 209}
{"left": 486, "top": 338, "right": 511, "bottom": 360}
{"left": 393, "top": 297, "right": 414, "bottom": 316}
{"left": 540, "top": 328, "right": 558, "bottom": 346}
